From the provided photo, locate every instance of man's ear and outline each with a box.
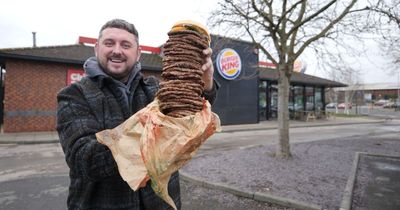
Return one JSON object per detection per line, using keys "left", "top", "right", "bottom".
{"left": 94, "top": 42, "right": 99, "bottom": 57}
{"left": 136, "top": 47, "right": 142, "bottom": 62}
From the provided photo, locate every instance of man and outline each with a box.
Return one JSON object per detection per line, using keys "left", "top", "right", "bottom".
{"left": 57, "top": 19, "right": 217, "bottom": 210}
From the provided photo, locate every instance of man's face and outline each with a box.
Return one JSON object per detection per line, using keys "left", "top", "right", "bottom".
{"left": 95, "top": 28, "right": 141, "bottom": 82}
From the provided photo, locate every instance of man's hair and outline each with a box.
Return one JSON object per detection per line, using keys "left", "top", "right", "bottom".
{"left": 99, "top": 19, "right": 139, "bottom": 44}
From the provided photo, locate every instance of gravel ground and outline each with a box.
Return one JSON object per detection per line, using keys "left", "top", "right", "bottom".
{"left": 180, "top": 179, "right": 295, "bottom": 210}
{"left": 181, "top": 135, "right": 400, "bottom": 210}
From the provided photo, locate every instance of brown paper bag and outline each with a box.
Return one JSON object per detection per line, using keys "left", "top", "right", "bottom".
{"left": 96, "top": 99, "right": 221, "bottom": 210}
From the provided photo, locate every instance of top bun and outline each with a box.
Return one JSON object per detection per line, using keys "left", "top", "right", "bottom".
{"left": 170, "top": 20, "right": 211, "bottom": 44}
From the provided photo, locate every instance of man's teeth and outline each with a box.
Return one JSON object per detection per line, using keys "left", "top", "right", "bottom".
{"left": 110, "top": 58, "right": 123, "bottom": 63}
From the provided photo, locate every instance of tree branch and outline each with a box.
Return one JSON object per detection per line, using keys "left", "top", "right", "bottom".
{"left": 287, "top": 0, "right": 337, "bottom": 37}
{"left": 295, "top": 0, "right": 357, "bottom": 58}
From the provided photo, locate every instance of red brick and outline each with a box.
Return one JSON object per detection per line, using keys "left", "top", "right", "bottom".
{"left": 3, "top": 59, "right": 81, "bottom": 133}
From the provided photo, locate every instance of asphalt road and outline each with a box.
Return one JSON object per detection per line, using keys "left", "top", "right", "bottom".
{"left": 0, "top": 119, "right": 399, "bottom": 210}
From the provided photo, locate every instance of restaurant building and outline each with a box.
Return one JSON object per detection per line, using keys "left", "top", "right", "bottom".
{"left": 0, "top": 35, "right": 345, "bottom": 132}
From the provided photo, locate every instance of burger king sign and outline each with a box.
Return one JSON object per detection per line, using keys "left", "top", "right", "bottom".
{"left": 216, "top": 48, "right": 242, "bottom": 80}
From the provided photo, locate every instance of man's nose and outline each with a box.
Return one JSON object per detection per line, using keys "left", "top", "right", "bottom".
{"left": 112, "top": 44, "right": 122, "bottom": 54}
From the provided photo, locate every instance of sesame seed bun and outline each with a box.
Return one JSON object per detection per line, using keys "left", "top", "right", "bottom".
{"left": 170, "top": 20, "right": 211, "bottom": 44}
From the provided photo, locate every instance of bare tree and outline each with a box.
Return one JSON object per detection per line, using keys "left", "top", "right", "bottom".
{"left": 342, "top": 69, "right": 362, "bottom": 114}
{"left": 316, "top": 1, "right": 400, "bottom": 114}
{"left": 325, "top": 65, "right": 362, "bottom": 114}
{"left": 208, "top": 0, "right": 359, "bottom": 157}
{"left": 369, "top": 0, "right": 400, "bottom": 73}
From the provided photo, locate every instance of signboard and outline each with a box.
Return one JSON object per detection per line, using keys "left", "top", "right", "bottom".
{"left": 260, "top": 59, "right": 307, "bottom": 73}
{"left": 293, "top": 59, "right": 307, "bottom": 73}
{"left": 67, "top": 69, "right": 85, "bottom": 85}
{"left": 216, "top": 48, "right": 242, "bottom": 80}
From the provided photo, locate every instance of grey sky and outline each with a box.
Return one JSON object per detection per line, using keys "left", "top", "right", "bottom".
{"left": 0, "top": 0, "right": 396, "bottom": 84}
{"left": 0, "top": 0, "right": 215, "bottom": 48}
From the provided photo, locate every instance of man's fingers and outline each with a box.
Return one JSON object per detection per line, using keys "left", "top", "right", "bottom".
{"left": 203, "top": 48, "right": 213, "bottom": 56}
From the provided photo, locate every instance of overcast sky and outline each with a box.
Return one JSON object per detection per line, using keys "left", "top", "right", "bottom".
{"left": 1, "top": 0, "right": 397, "bottom": 84}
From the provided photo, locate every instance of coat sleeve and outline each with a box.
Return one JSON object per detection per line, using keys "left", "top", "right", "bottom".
{"left": 56, "top": 84, "right": 119, "bottom": 181}
{"left": 202, "top": 79, "right": 220, "bottom": 105}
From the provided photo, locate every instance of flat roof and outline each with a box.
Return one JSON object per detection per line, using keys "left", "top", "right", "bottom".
{"left": 1, "top": 44, "right": 346, "bottom": 87}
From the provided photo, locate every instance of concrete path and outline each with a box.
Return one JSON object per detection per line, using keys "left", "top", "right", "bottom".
{"left": 0, "top": 116, "right": 385, "bottom": 144}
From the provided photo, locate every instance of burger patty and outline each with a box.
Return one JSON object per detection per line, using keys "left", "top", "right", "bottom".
{"left": 161, "top": 71, "right": 203, "bottom": 81}
{"left": 163, "top": 50, "right": 202, "bottom": 60}
{"left": 163, "top": 54, "right": 203, "bottom": 65}
{"left": 163, "top": 42, "right": 204, "bottom": 54}
{"left": 163, "top": 56, "right": 202, "bottom": 66}
{"left": 167, "top": 36, "right": 208, "bottom": 50}
{"left": 156, "top": 89, "right": 201, "bottom": 100}
{"left": 163, "top": 62, "right": 202, "bottom": 71}
{"left": 156, "top": 27, "right": 208, "bottom": 117}
{"left": 167, "top": 29, "right": 205, "bottom": 37}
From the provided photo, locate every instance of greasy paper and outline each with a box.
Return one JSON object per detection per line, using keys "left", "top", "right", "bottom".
{"left": 96, "top": 99, "right": 221, "bottom": 210}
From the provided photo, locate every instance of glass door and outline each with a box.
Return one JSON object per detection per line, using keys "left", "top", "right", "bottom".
{"left": 259, "top": 81, "right": 267, "bottom": 121}
{"left": 269, "top": 84, "right": 278, "bottom": 119}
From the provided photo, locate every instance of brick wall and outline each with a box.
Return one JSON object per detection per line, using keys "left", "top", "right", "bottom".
{"left": 3, "top": 59, "right": 81, "bottom": 132}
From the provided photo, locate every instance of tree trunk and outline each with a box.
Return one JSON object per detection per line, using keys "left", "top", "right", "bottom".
{"left": 276, "top": 67, "right": 292, "bottom": 158}
{"left": 345, "top": 91, "right": 349, "bottom": 115}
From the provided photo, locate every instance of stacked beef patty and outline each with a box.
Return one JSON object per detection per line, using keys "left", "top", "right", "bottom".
{"left": 156, "top": 29, "right": 209, "bottom": 118}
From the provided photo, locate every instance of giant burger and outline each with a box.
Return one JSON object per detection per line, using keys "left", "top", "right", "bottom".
{"left": 156, "top": 20, "right": 211, "bottom": 117}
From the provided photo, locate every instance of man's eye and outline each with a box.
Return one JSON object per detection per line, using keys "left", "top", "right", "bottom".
{"left": 104, "top": 42, "right": 114, "bottom": 47}
{"left": 122, "top": 44, "right": 132, "bottom": 49}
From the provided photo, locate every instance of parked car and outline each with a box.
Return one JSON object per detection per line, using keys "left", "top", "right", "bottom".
{"left": 338, "top": 103, "right": 352, "bottom": 109}
{"left": 383, "top": 102, "right": 396, "bottom": 108}
{"left": 288, "top": 103, "right": 303, "bottom": 111}
{"left": 374, "top": 99, "right": 389, "bottom": 106}
{"left": 395, "top": 101, "right": 400, "bottom": 111}
{"left": 325, "top": 103, "right": 337, "bottom": 109}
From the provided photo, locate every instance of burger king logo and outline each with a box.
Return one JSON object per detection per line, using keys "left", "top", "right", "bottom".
{"left": 216, "top": 48, "right": 242, "bottom": 80}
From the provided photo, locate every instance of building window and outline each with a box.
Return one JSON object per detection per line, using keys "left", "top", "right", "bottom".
{"left": 270, "top": 84, "right": 278, "bottom": 118}
{"left": 315, "top": 87, "right": 323, "bottom": 111}
{"left": 259, "top": 81, "right": 267, "bottom": 120}
{"left": 306, "top": 87, "right": 314, "bottom": 111}
{"left": 293, "top": 86, "right": 304, "bottom": 111}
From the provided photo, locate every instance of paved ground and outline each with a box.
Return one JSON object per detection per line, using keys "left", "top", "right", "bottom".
{"left": 0, "top": 116, "right": 385, "bottom": 144}
{"left": 351, "top": 153, "right": 400, "bottom": 210}
{"left": 0, "top": 116, "right": 399, "bottom": 210}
